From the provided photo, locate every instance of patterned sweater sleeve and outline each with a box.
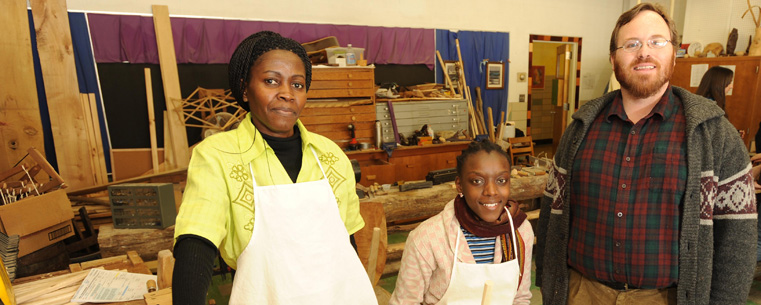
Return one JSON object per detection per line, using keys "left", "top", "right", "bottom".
{"left": 707, "top": 118, "right": 757, "bottom": 303}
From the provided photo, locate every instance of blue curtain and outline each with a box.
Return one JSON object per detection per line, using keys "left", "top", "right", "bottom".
{"left": 436, "top": 30, "right": 509, "bottom": 135}
{"left": 27, "top": 11, "right": 111, "bottom": 173}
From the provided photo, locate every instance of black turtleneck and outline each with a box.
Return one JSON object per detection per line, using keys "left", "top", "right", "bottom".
{"left": 260, "top": 125, "right": 302, "bottom": 183}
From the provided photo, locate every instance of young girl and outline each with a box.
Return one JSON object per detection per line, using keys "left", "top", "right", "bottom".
{"left": 390, "top": 140, "right": 534, "bottom": 304}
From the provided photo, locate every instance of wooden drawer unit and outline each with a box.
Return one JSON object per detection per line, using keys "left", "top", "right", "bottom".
{"left": 301, "top": 66, "right": 377, "bottom": 148}
{"left": 308, "top": 67, "right": 375, "bottom": 99}
{"left": 376, "top": 99, "right": 469, "bottom": 143}
{"left": 300, "top": 103, "right": 376, "bottom": 148}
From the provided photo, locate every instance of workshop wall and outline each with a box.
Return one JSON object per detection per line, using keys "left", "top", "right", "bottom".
{"left": 66, "top": 0, "right": 625, "bottom": 111}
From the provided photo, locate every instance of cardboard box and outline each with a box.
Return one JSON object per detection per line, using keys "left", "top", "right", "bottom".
{"left": 325, "top": 47, "right": 365, "bottom": 65}
{"left": 0, "top": 189, "right": 75, "bottom": 257}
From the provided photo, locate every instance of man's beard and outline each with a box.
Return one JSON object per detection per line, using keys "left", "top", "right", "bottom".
{"left": 614, "top": 53, "right": 674, "bottom": 99}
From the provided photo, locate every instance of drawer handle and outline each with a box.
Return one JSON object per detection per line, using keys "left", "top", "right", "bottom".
{"left": 447, "top": 160, "right": 455, "bottom": 164}
{"left": 348, "top": 81, "right": 353, "bottom": 87}
{"left": 351, "top": 116, "right": 356, "bottom": 121}
{"left": 406, "top": 164, "right": 416, "bottom": 168}
{"left": 347, "top": 73, "right": 353, "bottom": 78}
{"left": 384, "top": 122, "right": 389, "bottom": 126}
{"left": 384, "top": 107, "right": 389, "bottom": 111}
{"left": 367, "top": 175, "right": 377, "bottom": 180}
{"left": 385, "top": 115, "right": 389, "bottom": 118}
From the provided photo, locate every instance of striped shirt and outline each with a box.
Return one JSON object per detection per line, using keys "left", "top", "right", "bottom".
{"left": 461, "top": 227, "right": 497, "bottom": 264}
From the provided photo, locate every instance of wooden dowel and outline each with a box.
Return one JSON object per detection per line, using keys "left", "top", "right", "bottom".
{"left": 481, "top": 280, "right": 493, "bottom": 305}
{"left": 488, "top": 107, "right": 495, "bottom": 142}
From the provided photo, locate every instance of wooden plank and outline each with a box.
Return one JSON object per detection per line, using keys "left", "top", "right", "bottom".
{"left": 145, "top": 68, "right": 160, "bottom": 173}
{"left": 0, "top": 0, "right": 46, "bottom": 179}
{"left": 87, "top": 93, "right": 109, "bottom": 183}
{"left": 30, "top": 0, "right": 96, "bottom": 189}
{"left": 152, "top": 5, "right": 190, "bottom": 170}
{"left": 80, "top": 94, "right": 101, "bottom": 185}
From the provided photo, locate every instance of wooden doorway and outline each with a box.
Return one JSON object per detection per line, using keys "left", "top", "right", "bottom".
{"left": 528, "top": 35, "right": 582, "bottom": 156}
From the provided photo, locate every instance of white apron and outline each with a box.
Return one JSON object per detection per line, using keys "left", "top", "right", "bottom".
{"left": 229, "top": 148, "right": 377, "bottom": 305}
{"left": 436, "top": 207, "right": 520, "bottom": 305}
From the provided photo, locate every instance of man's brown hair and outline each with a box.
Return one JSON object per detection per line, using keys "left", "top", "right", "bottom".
{"left": 609, "top": 3, "right": 679, "bottom": 54}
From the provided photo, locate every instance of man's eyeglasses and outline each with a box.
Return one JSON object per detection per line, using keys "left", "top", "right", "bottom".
{"left": 616, "top": 38, "right": 672, "bottom": 53}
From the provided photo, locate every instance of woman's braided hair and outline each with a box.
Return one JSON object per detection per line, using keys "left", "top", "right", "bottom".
{"left": 228, "top": 31, "right": 312, "bottom": 111}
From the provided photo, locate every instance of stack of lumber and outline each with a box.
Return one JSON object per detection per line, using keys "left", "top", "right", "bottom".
{"left": 13, "top": 250, "right": 152, "bottom": 305}
{"left": 69, "top": 194, "right": 113, "bottom": 231}
{"left": 13, "top": 268, "right": 94, "bottom": 305}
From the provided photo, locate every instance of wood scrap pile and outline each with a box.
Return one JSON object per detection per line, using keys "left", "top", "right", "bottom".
{"left": 399, "top": 83, "right": 451, "bottom": 98}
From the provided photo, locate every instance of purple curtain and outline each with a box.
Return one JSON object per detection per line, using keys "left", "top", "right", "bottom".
{"left": 87, "top": 14, "right": 435, "bottom": 69}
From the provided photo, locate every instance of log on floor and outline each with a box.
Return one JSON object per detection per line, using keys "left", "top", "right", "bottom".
{"left": 98, "top": 224, "right": 174, "bottom": 262}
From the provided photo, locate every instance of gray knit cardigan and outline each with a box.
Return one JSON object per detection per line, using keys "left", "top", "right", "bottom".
{"left": 535, "top": 86, "right": 757, "bottom": 305}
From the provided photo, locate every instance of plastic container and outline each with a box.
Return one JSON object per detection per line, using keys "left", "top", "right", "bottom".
{"left": 346, "top": 44, "right": 357, "bottom": 66}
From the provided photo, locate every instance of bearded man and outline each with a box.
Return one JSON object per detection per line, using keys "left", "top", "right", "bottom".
{"left": 535, "top": 3, "right": 757, "bottom": 305}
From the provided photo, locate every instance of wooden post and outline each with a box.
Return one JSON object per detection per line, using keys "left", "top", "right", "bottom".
{"left": 152, "top": 5, "right": 190, "bottom": 170}
{"left": 145, "top": 68, "right": 160, "bottom": 173}
{"left": 157, "top": 249, "right": 174, "bottom": 289}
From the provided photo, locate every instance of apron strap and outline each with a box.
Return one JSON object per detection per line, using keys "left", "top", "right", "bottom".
{"left": 309, "top": 147, "right": 328, "bottom": 179}
{"left": 452, "top": 229, "right": 462, "bottom": 277}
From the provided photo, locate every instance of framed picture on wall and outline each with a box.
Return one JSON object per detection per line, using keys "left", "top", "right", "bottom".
{"left": 530, "top": 65, "right": 545, "bottom": 89}
{"left": 443, "top": 60, "right": 459, "bottom": 89}
{"left": 486, "top": 62, "right": 505, "bottom": 89}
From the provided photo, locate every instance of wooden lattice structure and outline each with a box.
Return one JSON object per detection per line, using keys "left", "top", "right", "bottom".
{"left": 177, "top": 87, "right": 247, "bottom": 139}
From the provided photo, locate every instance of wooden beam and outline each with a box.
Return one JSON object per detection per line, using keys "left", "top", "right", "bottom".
{"left": 30, "top": 0, "right": 96, "bottom": 189}
{"left": 145, "top": 68, "right": 161, "bottom": 173}
{"left": 0, "top": 0, "right": 46, "bottom": 180}
{"left": 152, "top": 5, "right": 190, "bottom": 170}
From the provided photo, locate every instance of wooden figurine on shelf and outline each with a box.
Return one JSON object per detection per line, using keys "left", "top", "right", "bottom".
{"left": 727, "top": 28, "right": 739, "bottom": 55}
